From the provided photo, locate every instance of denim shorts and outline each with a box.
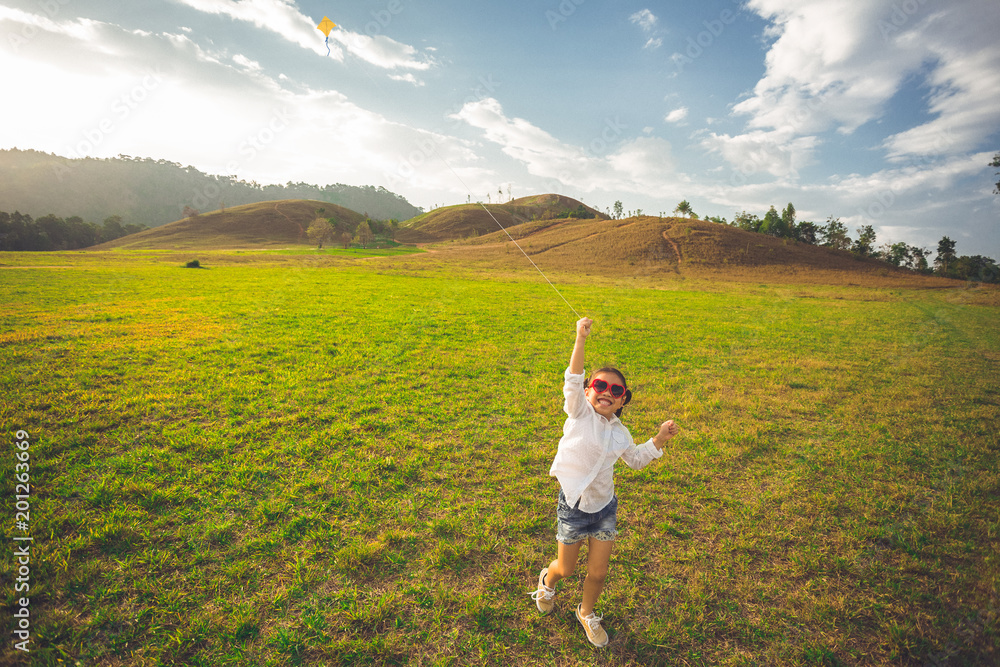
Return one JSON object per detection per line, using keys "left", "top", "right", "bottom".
{"left": 555, "top": 489, "right": 618, "bottom": 544}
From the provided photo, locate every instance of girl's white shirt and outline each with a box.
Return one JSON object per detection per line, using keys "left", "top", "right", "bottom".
{"left": 549, "top": 369, "right": 662, "bottom": 513}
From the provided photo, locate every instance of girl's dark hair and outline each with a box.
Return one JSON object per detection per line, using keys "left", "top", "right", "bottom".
{"left": 586, "top": 366, "right": 633, "bottom": 418}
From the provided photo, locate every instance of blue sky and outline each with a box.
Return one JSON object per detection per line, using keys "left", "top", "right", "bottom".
{"left": 1, "top": 0, "right": 998, "bottom": 258}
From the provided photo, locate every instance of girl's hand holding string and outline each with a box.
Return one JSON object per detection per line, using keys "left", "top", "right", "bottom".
{"left": 569, "top": 317, "right": 592, "bottom": 374}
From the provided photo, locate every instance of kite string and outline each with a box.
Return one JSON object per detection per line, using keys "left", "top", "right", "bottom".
{"left": 433, "top": 155, "right": 582, "bottom": 320}
{"left": 475, "top": 200, "right": 582, "bottom": 320}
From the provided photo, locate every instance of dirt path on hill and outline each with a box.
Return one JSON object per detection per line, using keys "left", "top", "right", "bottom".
{"left": 662, "top": 230, "right": 682, "bottom": 266}
{"left": 274, "top": 202, "right": 305, "bottom": 239}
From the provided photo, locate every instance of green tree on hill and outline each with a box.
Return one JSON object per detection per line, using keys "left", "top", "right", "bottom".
{"left": 759, "top": 205, "right": 781, "bottom": 236}
{"left": 954, "top": 255, "right": 999, "bottom": 282}
{"left": 732, "top": 211, "right": 761, "bottom": 232}
{"left": 556, "top": 204, "right": 595, "bottom": 220}
{"left": 781, "top": 203, "right": 796, "bottom": 236}
{"left": 795, "top": 221, "right": 819, "bottom": 245}
{"left": 821, "top": 216, "right": 851, "bottom": 251}
{"left": 935, "top": 236, "right": 957, "bottom": 275}
{"left": 673, "top": 200, "right": 696, "bottom": 218}
{"left": 883, "top": 242, "right": 910, "bottom": 267}
{"left": 853, "top": 225, "right": 877, "bottom": 257}
{"left": 910, "top": 245, "right": 930, "bottom": 272}
{"left": 613, "top": 200, "right": 623, "bottom": 219}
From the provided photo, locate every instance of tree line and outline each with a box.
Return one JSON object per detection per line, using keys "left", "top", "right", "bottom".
{"left": 0, "top": 211, "right": 147, "bottom": 251}
{"left": 306, "top": 213, "right": 400, "bottom": 250}
{"left": 673, "top": 200, "right": 998, "bottom": 283}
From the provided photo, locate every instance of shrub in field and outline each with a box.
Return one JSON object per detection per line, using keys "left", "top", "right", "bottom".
{"left": 185, "top": 259, "right": 201, "bottom": 268}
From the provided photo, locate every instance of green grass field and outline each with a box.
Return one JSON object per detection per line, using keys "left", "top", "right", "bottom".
{"left": 2, "top": 250, "right": 998, "bottom": 665}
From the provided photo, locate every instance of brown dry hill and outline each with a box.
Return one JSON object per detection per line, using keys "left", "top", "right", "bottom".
{"left": 94, "top": 199, "right": 364, "bottom": 250}
{"left": 87, "top": 193, "right": 965, "bottom": 288}
{"left": 423, "top": 214, "right": 958, "bottom": 286}
{"left": 396, "top": 194, "right": 607, "bottom": 243}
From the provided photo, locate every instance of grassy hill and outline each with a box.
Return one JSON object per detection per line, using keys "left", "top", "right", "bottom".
{"left": 94, "top": 200, "right": 364, "bottom": 250}
{"left": 390, "top": 195, "right": 939, "bottom": 284}
{"left": 414, "top": 214, "right": 947, "bottom": 286}
{"left": 92, "top": 193, "right": 949, "bottom": 286}
{"left": 396, "top": 194, "right": 607, "bottom": 243}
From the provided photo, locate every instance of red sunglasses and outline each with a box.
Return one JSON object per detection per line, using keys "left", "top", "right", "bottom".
{"left": 588, "top": 378, "right": 627, "bottom": 398}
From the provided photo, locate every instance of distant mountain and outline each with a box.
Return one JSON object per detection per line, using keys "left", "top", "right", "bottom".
{"left": 93, "top": 199, "right": 364, "bottom": 250}
{"left": 0, "top": 148, "right": 422, "bottom": 228}
{"left": 396, "top": 194, "right": 607, "bottom": 242}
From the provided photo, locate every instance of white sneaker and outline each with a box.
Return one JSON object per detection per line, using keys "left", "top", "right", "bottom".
{"left": 530, "top": 568, "right": 556, "bottom": 614}
{"left": 576, "top": 604, "right": 609, "bottom": 647}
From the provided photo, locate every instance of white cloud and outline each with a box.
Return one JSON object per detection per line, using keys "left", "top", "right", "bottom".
{"left": 171, "top": 0, "right": 329, "bottom": 52}
{"left": 606, "top": 136, "right": 679, "bottom": 195}
{"left": 388, "top": 73, "right": 424, "bottom": 86}
{"left": 700, "top": 130, "right": 819, "bottom": 180}
{"left": 880, "top": 3, "right": 1000, "bottom": 159}
{"left": 825, "top": 151, "right": 995, "bottom": 247}
{"left": 232, "top": 54, "right": 261, "bottom": 71}
{"left": 449, "top": 98, "right": 581, "bottom": 169}
{"left": 172, "top": 0, "right": 435, "bottom": 74}
{"left": 665, "top": 107, "right": 688, "bottom": 124}
{"left": 1, "top": 5, "right": 106, "bottom": 53}
{"left": 826, "top": 151, "right": 993, "bottom": 199}
{"left": 736, "top": 0, "right": 1000, "bottom": 152}
{"left": 734, "top": 0, "right": 916, "bottom": 135}
{"left": 629, "top": 9, "right": 658, "bottom": 32}
{"left": 631, "top": 9, "right": 663, "bottom": 49}
{"left": 449, "top": 98, "right": 682, "bottom": 196}
{"left": 328, "top": 29, "right": 434, "bottom": 73}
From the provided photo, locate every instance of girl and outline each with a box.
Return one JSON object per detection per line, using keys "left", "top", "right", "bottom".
{"left": 531, "top": 317, "right": 678, "bottom": 647}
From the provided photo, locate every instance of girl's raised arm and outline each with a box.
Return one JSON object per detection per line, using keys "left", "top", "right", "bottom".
{"left": 569, "top": 317, "right": 592, "bottom": 374}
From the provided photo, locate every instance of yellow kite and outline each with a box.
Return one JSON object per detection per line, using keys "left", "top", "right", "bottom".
{"left": 317, "top": 16, "right": 337, "bottom": 55}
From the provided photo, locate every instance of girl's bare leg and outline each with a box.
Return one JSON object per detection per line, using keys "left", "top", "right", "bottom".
{"left": 580, "top": 537, "right": 614, "bottom": 616}
{"left": 543, "top": 540, "right": 583, "bottom": 588}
